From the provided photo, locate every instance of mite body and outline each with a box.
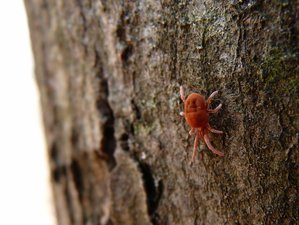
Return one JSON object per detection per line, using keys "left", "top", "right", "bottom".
{"left": 180, "top": 86, "right": 224, "bottom": 163}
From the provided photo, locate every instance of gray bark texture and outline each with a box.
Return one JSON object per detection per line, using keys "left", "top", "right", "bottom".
{"left": 25, "top": 1, "right": 298, "bottom": 225}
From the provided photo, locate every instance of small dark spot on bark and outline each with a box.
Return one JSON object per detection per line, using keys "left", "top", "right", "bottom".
{"left": 101, "top": 117, "right": 117, "bottom": 170}
{"left": 120, "top": 133, "right": 130, "bottom": 151}
{"left": 106, "top": 218, "right": 114, "bottom": 225}
{"left": 116, "top": 24, "right": 126, "bottom": 41}
{"left": 121, "top": 43, "right": 133, "bottom": 62}
{"left": 71, "top": 128, "right": 79, "bottom": 147}
{"left": 52, "top": 165, "right": 67, "bottom": 183}
{"left": 50, "top": 142, "right": 58, "bottom": 162}
{"left": 131, "top": 99, "right": 141, "bottom": 120}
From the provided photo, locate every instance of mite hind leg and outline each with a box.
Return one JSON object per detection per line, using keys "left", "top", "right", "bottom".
{"left": 203, "top": 134, "right": 224, "bottom": 157}
{"left": 190, "top": 132, "right": 200, "bottom": 164}
{"left": 208, "top": 126, "right": 223, "bottom": 134}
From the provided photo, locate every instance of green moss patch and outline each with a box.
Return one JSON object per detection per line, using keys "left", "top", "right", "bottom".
{"left": 260, "top": 48, "right": 298, "bottom": 96}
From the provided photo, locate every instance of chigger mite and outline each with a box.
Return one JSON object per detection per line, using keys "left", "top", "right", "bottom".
{"left": 179, "top": 86, "right": 224, "bottom": 163}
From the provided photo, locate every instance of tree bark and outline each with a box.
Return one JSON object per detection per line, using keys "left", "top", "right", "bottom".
{"left": 25, "top": 1, "right": 298, "bottom": 225}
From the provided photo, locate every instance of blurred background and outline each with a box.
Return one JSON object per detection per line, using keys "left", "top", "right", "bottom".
{"left": 0, "top": 1, "right": 55, "bottom": 225}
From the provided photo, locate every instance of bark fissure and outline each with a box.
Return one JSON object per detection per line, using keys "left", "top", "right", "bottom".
{"left": 71, "top": 159, "right": 84, "bottom": 203}
{"left": 92, "top": 45, "right": 117, "bottom": 171}
{"left": 99, "top": 96, "right": 117, "bottom": 169}
{"left": 64, "top": 178, "right": 76, "bottom": 225}
{"left": 138, "top": 161, "right": 163, "bottom": 225}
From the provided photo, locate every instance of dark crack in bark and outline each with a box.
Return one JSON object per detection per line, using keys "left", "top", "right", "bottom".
{"left": 95, "top": 51, "right": 117, "bottom": 171}
{"left": 137, "top": 161, "right": 163, "bottom": 225}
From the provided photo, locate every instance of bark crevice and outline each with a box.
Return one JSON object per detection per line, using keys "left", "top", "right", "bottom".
{"left": 136, "top": 160, "right": 163, "bottom": 225}
{"left": 94, "top": 49, "right": 117, "bottom": 171}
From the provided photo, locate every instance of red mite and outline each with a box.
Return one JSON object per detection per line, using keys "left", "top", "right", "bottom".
{"left": 180, "top": 86, "right": 224, "bottom": 163}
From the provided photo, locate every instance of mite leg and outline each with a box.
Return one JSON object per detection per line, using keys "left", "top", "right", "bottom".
{"left": 208, "top": 126, "right": 223, "bottom": 134}
{"left": 208, "top": 103, "right": 222, "bottom": 113}
{"left": 189, "top": 128, "right": 196, "bottom": 135}
{"left": 203, "top": 134, "right": 224, "bottom": 157}
{"left": 191, "top": 132, "right": 200, "bottom": 163}
{"left": 180, "top": 86, "right": 185, "bottom": 102}
{"left": 207, "top": 90, "right": 219, "bottom": 106}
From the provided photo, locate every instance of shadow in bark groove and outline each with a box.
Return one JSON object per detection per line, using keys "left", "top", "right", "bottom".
{"left": 138, "top": 162, "right": 163, "bottom": 225}
{"left": 94, "top": 50, "right": 117, "bottom": 170}
{"left": 71, "top": 159, "right": 84, "bottom": 201}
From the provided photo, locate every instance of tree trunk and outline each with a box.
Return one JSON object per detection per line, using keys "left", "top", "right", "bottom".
{"left": 25, "top": 1, "right": 298, "bottom": 225}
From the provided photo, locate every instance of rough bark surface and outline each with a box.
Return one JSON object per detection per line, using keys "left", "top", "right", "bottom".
{"left": 25, "top": 1, "right": 298, "bottom": 225}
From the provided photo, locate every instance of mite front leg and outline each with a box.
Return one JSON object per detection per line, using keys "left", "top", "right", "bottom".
{"left": 207, "top": 90, "right": 218, "bottom": 106}
{"left": 208, "top": 126, "right": 223, "bottom": 134}
{"left": 203, "top": 134, "right": 224, "bottom": 157}
{"left": 180, "top": 86, "right": 186, "bottom": 102}
{"left": 191, "top": 132, "right": 200, "bottom": 164}
{"left": 189, "top": 128, "right": 196, "bottom": 135}
{"left": 208, "top": 103, "right": 222, "bottom": 113}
